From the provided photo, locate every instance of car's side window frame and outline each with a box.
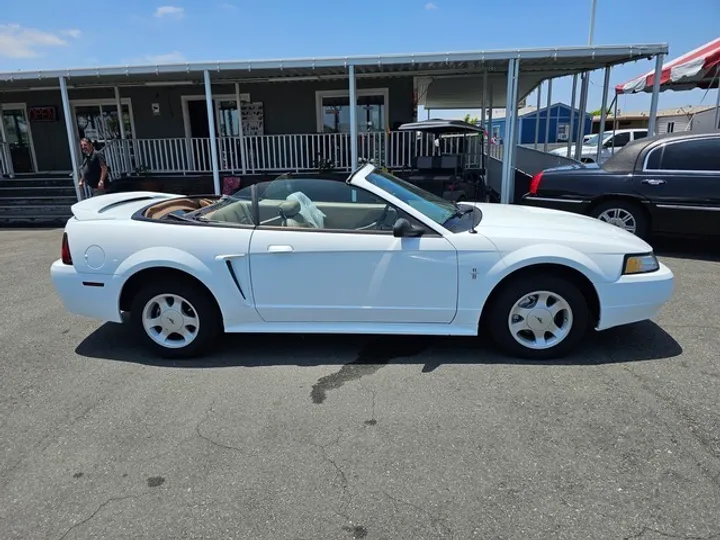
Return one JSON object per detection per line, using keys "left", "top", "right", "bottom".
{"left": 642, "top": 136, "right": 720, "bottom": 175}
{"left": 253, "top": 180, "right": 442, "bottom": 236}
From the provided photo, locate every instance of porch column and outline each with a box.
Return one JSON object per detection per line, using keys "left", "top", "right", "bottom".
{"left": 566, "top": 74, "right": 578, "bottom": 158}
{"left": 487, "top": 90, "right": 493, "bottom": 157}
{"left": 59, "top": 76, "right": 83, "bottom": 201}
{"left": 348, "top": 64, "right": 358, "bottom": 169}
{"left": 500, "top": 58, "right": 520, "bottom": 204}
{"left": 574, "top": 71, "right": 590, "bottom": 160}
{"left": 234, "top": 83, "right": 247, "bottom": 175}
{"left": 596, "top": 66, "right": 611, "bottom": 161}
{"left": 0, "top": 97, "right": 15, "bottom": 178}
{"left": 534, "top": 83, "right": 541, "bottom": 149}
{"left": 114, "top": 86, "right": 130, "bottom": 175}
{"left": 204, "top": 70, "right": 221, "bottom": 195}
{"left": 647, "top": 54, "right": 664, "bottom": 136}
{"left": 543, "top": 79, "right": 553, "bottom": 152}
{"left": 481, "top": 71, "right": 487, "bottom": 166}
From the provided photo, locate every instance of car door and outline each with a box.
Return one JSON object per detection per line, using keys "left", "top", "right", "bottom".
{"left": 247, "top": 179, "right": 459, "bottom": 324}
{"left": 601, "top": 131, "right": 631, "bottom": 161}
{"left": 633, "top": 135, "right": 720, "bottom": 235}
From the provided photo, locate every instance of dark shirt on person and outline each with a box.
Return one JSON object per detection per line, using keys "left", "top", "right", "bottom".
{"left": 81, "top": 150, "right": 107, "bottom": 188}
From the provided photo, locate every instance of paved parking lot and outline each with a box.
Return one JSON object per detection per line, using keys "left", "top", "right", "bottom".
{"left": 1, "top": 229, "right": 719, "bottom": 540}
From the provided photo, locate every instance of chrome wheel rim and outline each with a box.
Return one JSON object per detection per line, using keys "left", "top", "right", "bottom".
{"left": 508, "top": 290, "right": 573, "bottom": 351}
{"left": 597, "top": 208, "right": 637, "bottom": 234}
{"left": 142, "top": 294, "right": 200, "bottom": 349}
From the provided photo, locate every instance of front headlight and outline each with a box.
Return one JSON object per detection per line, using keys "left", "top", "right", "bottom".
{"left": 623, "top": 252, "right": 659, "bottom": 275}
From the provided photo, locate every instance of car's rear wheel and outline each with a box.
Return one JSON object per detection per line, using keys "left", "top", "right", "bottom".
{"left": 589, "top": 199, "right": 648, "bottom": 238}
{"left": 130, "top": 277, "right": 221, "bottom": 359}
{"left": 487, "top": 274, "right": 590, "bottom": 360}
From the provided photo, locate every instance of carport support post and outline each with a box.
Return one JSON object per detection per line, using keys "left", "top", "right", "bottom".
{"left": 574, "top": 72, "right": 590, "bottom": 160}
{"left": 647, "top": 54, "right": 664, "bottom": 136}
{"left": 204, "top": 70, "right": 221, "bottom": 195}
{"left": 500, "top": 58, "right": 519, "bottom": 204}
{"left": 596, "top": 66, "right": 611, "bottom": 162}
{"left": 348, "top": 65, "right": 358, "bottom": 168}
{"left": 543, "top": 79, "right": 553, "bottom": 152}
{"left": 534, "top": 83, "right": 542, "bottom": 150}
{"left": 567, "top": 74, "right": 578, "bottom": 158}
{"left": 114, "top": 86, "right": 129, "bottom": 175}
{"left": 59, "top": 76, "right": 83, "bottom": 202}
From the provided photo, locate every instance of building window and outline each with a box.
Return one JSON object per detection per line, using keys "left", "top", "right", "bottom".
{"left": 316, "top": 89, "right": 388, "bottom": 133}
{"left": 73, "top": 101, "right": 134, "bottom": 142}
{"left": 666, "top": 121, "right": 675, "bottom": 133}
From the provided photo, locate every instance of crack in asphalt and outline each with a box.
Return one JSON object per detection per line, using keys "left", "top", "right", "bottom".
{"left": 194, "top": 401, "right": 256, "bottom": 456}
{"left": 56, "top": 493, "right": 151, "bottom": 540}
{"left": 381, "top": 490, "right": 455, "bottom": 539}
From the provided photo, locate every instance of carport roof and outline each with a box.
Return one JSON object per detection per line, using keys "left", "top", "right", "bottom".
{"left": 0, "top": 43, "right": 668, "bottom": 108}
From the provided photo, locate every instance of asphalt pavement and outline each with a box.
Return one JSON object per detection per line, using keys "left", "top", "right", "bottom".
{"left": 1, "top": 229, "right": 719, "bottom": 540}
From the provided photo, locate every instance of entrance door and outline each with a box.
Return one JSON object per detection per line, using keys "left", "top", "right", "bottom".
{"left": 187, "top": 100, "right": 213, "bottom": 170}
{"left": 2, "top": 108, "right": 36, "bottom": 173}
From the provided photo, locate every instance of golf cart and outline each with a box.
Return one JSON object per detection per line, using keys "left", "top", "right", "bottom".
{"left": 396, "top": 119, "right": 487, "bottom": 202}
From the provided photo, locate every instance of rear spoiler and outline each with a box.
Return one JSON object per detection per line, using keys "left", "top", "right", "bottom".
{"left": 70, "top": 191, "right": 183, "bottom": 221}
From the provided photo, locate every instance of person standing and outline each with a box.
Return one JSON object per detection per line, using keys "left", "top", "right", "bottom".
{"left": 78, "top": 138, "right": 108, "bottom": 197}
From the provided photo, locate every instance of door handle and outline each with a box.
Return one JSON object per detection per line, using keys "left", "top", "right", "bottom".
{"left": 642, "top": 179, "right": 666, "bottom": 185}
{"left": 267, "top": 245, "right": 294, "bottom": 253}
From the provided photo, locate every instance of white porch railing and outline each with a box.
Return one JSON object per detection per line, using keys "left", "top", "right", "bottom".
{"left": 0, "top": 142, "right": 12, "bottom": 176}
{"left": 102, "top": 131, "right": 488, "bottom": 176}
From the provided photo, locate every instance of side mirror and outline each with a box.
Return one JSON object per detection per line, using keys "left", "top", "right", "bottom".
{"left": 393, "top": 218, "right": 424, "bottom": 238}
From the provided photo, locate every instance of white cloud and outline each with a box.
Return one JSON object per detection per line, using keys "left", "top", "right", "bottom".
{"left": 0, "top": 24, "right": 68, "bottom": 58}
{"left": 154, "top": 5, "right": 185, "bottom": 19}
{"left": 61, "top": 29, "right": 82, "bottom": 39}
{"left": 220, "top": 2, "right": 237, "bottom": 10}
{"left": 425, "top": 2, "right": 438, "bottom": 9}
{"left": 137, "top": 51, "right": 187, "bottom": 64}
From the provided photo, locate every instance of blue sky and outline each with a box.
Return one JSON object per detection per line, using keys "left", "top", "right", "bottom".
{"left": 1, "top": 0, "right": 718, "bottom": 118}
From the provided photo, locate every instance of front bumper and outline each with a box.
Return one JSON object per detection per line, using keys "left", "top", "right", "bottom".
{"left": 595, "top": 261, "right": 675, "bottom": 331}
{"left": 50, "top": 259, "right": 124, "bottom": 323}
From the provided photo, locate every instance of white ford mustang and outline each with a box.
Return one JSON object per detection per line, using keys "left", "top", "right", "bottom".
{"left": 51, "top": 164, "right": 674, "bottom": 360}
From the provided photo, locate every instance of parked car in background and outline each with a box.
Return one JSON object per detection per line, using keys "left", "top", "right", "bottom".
{"left": 51, "top": 164, "right": 673, "bottom": 361}
{"left": 550, "top": 128, "right": 649, "bottom": 164}
{"left": 522, "top": 131, "right": 720, "bottom": 239}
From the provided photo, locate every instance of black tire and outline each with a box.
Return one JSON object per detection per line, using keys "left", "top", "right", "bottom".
{"left": 129, "top": 276, "right": 222, "bottom": 359}
{"left": 589, "top": 199, "right": 649, "bottom": 239}
{"left": 486, "top": 274, "right": 591, "bottom": 360}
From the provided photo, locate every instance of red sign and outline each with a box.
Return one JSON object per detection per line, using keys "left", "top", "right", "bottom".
{"left": 29, "top": 106, "right": 57, "bottom": 122}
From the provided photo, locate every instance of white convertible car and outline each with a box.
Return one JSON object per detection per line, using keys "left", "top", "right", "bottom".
{"left": 51, "top": 164, "right": 674, "bottom": 360}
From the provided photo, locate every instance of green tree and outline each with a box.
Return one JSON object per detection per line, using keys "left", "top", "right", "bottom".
{"left": 463, "top": 113, "right": 479, "bottom": 124}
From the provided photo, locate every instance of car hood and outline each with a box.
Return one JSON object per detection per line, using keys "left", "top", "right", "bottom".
{"left": 472, "top": 202, "right": 652, "bottom": 254}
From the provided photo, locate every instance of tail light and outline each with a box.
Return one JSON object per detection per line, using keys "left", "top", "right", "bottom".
{"left": 529, "top": 171, "right": 544, "bottom": 195}
{"left": 61, "top": 233, "right": 73, "bottom": 265}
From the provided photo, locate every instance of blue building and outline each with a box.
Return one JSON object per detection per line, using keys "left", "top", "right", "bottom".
{"left": 487, "top": 102, "right": 593, "bottom": 145}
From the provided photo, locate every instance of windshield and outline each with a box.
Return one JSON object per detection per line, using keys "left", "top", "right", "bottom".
{"left": 361, "top": 168, "right": 459, "bottom": 226}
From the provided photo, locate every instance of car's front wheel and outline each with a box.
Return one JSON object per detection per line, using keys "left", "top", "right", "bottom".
{"left": 129, "top": 277, "right": 222, "bottom": 359}
{"left": 486, "top": 274, "right": 591, "bottom": 360}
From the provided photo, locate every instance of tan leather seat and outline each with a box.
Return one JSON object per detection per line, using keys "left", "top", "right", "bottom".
{"left": 207, "top": 200, "right": 254, "bottom": 225}
{"left": 279, "top": 199, "right": 316, "bottom": 228}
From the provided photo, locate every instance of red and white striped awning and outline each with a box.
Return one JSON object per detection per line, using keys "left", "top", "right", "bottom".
{"left": 616, "top": 37, "right": 720, "bottom": 94}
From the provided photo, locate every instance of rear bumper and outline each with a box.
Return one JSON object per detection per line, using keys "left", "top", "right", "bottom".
{"left": 521, "top": 195, "right": 591, "bottom": 215}
{"left": 50, "top": 260, "right": 124, "bottom": 323}
{"left": 595, "top": 262, "right": 674, "bottom": 331}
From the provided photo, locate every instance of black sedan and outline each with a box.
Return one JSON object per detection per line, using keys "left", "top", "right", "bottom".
{"left": 520, "top": 131, "right": 720, "bottom": 239}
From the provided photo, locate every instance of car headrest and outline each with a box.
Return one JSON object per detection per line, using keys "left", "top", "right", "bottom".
{"left": 278, "top": 199, "right": 301, "bottom": 218}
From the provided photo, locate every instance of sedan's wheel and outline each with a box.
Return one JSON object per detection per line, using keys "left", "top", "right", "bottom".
{"left": 590, "top": 200, "right": 648, "bottom": 238}
{"left": 130, "top": 277, "right": 221, "bottom": 359}
{"left": 487, "top": 274, "right": 590, "bottom": 360}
